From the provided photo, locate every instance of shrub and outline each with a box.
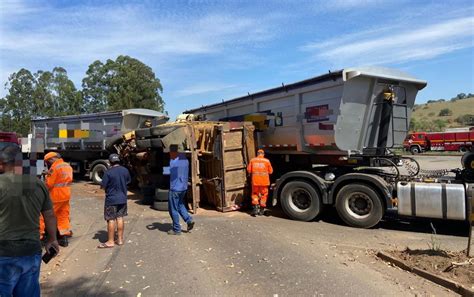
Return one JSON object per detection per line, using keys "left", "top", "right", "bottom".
{"left": 455, "top": 114, "right": 474, "bottom": 125}
{"left": 438, "top": 108, "right": 452, "bottom": 116}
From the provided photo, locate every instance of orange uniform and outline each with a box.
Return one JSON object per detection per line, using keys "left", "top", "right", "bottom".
{"left": 40, "top": 158, "right": 73, "bottom": 237}
{"left": 247, "top": 155, "right": 273, "bottom": 208}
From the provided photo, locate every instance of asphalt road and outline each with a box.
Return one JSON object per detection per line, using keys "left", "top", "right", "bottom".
{"left": 40, "top": 155, "right": 469, "bottom": 297}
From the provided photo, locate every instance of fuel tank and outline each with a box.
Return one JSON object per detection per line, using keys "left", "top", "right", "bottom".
{"left": 397, "top": 182, "right": 466, "bottom": 220}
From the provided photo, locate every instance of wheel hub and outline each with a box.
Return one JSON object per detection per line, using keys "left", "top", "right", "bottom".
{"left": 291, "top": 189, "right": 311, "bottom": 210}
{"left": 348, "top": 193, "right": 372, "bottom": 216}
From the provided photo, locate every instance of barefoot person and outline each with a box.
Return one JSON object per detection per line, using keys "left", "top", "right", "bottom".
{"left": 98, "top": 154, "right": 131, "bottom": 248}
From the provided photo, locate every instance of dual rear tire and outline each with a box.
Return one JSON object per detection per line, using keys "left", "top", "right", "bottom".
{"left": 279, "top": 181, "right": 383, "bottom": 228}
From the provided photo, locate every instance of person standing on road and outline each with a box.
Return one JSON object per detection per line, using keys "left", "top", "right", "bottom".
{"left": 40, "top": 152, "right": 73, "bottom": 247}
{"left": 0, "top": 145, "right": 60, "bottom": 297}
{"left": 247, "top": 149, "right": 273, "bottom": 216}
{"left": 167, "top": 145, "right": 194, "bottom": 235}
{"left": 98, "top": 154, "right": 131, "bottom": 248}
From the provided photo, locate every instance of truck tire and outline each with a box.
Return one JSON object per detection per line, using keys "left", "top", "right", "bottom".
{"left": 105, "top": 135, "right": 123, "bottom": 152}
{"left": 410, "top": 145, "right": 420, "bottom": 154}
{"left": 280, "top": 181, "right": 322, "bottom": 221}
{"left": 91, "top": 163, "right": 108, "bottom": 185}
{"left": 459, "top": 146, "right": 468, "bottom": 153}
{"left": 335, "top": 183, "right": 383, "bottom": 228}
{"left": 155, "top": 188, "right": 169, "bottom": 201}
{"left": 136, "top": 139, "right": 151, "bottom": 149}
{"left": 152, "top": 200, "right": 168, "bottom": 211}
{"left": 150, "top": 126, "right": 178, "bottom": 137}
{"left": 151, "top": 138, "right": 163, "bottom": 148}
{"left": 135, "top": 128, "right": 151, "bottom": 138}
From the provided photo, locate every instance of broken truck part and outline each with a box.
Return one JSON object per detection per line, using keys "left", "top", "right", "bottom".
{"left": 117, "top": 121, "right": 256, "bottom": 213}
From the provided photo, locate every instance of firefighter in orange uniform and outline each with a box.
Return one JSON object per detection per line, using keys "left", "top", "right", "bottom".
{"left": 247, "top": 149, "right": 273, "bottom": 216}
{"left": 39, "top": 152, "right": 73, "bottom": 246}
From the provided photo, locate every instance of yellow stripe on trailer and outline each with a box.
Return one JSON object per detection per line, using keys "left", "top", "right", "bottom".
{"left": 59, "top": 129, "right": 68, "bottom": 138}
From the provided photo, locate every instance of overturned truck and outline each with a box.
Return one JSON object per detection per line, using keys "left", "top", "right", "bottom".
{"left": 117, "top": 121, "right": 256, "bottom": 213}
{"left": 185, "top": 66, "right": 474, "bottom": 228}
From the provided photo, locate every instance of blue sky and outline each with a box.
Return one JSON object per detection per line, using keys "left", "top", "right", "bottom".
{"left": 1, "top": 0, "right": 473, "bottom": 119}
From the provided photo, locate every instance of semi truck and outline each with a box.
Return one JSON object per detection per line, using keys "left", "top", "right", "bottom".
{"left": 403, "top": 129, "right": 474, "bottom": 154}
{"left": 29, "top": 109, "right": 168, "bottom": 183}
{"left": 185, "top": 66, "right": 474, "bottom": 228}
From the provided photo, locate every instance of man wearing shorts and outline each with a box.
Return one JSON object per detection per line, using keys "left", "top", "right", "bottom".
{"left": 98, "top": 154, "right": 131, "bottom": 248}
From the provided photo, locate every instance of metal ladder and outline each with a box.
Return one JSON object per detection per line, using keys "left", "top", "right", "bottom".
{"left": 390, "top": 102, "right": 409, "bottom": 148}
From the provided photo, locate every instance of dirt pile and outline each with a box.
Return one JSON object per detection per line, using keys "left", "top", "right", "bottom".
{"left": 391, "top": 248, "right": 473, "bottom": 289}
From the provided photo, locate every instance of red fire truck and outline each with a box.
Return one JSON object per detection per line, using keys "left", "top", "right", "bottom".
{"left": 403, "top": 128, "right": 474, "bottom": 154}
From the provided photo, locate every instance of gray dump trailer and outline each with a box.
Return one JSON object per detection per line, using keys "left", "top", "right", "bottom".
{"left": 186, "top": 66, "right": 474, "bottom": 228}
{"left": 31, "top": 109, "right": 168, "bottom": 183}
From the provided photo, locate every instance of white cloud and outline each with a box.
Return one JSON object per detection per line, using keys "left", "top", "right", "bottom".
{"left": 301, "top": 16, "right": 474, "bottom": 66}
{"left": 174, "top": 83, "right": 239, "bottom": 97}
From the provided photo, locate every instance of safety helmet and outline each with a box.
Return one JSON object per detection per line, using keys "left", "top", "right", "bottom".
{"left": 44, "top": 152, "right": 60, "bottom": 161}
{"left": 109, "top": 154, "right": 120, "bottom": 163}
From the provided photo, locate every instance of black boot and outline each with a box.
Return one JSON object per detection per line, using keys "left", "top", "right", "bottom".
{"left": 258, "top": 207, "right": 266, "bottom": 216}
{"left": 58, "top": 236, "right": 69, "bottom": 247}
{"left": 251, "top": 205, "right": 259, "bottom": 217}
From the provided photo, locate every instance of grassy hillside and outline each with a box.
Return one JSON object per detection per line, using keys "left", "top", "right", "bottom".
{"left": 411, "top": 97, "right": 474, "bottom": 130}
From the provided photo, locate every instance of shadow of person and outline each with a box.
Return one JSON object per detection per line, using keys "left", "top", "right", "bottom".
{"left": 146, "top": 222, "right": 172, "bottom": 233}
{"left": 92, "top": 230, "right": 109, "bottom": 243}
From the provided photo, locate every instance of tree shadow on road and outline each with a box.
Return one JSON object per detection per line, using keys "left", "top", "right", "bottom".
{"left": 92, "top": 230, "right": 108, "bottom": 243}
{"left": 42, "top": 276, "right": 131, "bottom": 297}
{"left": 145, "top": 222, "right": 172, "bottom": 233}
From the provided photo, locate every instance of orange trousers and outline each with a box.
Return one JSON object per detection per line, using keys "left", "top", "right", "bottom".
{"left": 40, "top": 200, "right": 72, "bottom": 238}
{"left": 251, "top": 185, "right": 269, "bottom": 208}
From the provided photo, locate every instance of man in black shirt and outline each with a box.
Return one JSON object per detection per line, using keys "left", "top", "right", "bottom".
{"left": 0, "top": 145, "right": 60, "bottom": 297}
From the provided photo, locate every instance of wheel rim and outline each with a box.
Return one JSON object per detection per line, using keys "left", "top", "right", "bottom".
{"left": 288, "top": 188, "right": 311, "bottom": 212}
{"left": 94, "top": 167, "right": 105, "bottom": 182}
{"left": 344, "top": 191, "right": 373, "bottom": 219}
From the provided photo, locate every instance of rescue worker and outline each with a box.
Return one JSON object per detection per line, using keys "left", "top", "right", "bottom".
{"left": 39, "top": 152, "right": 73, "bottom": 247}
{"left": 247, "top": 149, "right": 273, "bottom": 216}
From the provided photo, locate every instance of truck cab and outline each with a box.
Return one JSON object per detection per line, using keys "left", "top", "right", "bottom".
{"left": 403, "top": 132, "right": 428, "bottom": 154}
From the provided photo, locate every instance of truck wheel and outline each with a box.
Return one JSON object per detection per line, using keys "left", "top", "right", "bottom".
{"left": 152, "top": 201, "right": 168, "bottom": 211}
{"left": 155, "top": 188, "right": 169, "bottom": 201}
{"left": 410, "top": 146, "right": 420, "bottom": 154}
{"left": 335, "top": 183, "right": 383, "bottom": 228}
{"left": 151, "top": 138, "right": 163, "bottom": 148}
{"left": 150, "top": 126, "right": 178, "bottom": 137}
{"left": 91, "top": 163, "right": 108, "bottom": 185}
{"left": 135, "top": 128, "right": 152, "bottom": 138}
{"left": 459, "top": 146, "right": 467, "bottom": 153}
{"left": 136, "top": 139, "right": 151, "bottom": 149}
{"left": 105, "top": 135, "right": 123, "bottom": 152}
{"left": 280, "top": 181, "right": 322, "bottom": 221}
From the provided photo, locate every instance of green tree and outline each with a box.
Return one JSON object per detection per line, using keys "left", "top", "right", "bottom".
{"left": 1, "top": 67, "right": 82, "bottom": 134}
{"left": 50, "top": 67, "right": 83, "bottom": 115}
{"left": 82, "top": 60, "right": 109, "bottom": 113}
{"left": 0, "top": 69, "right": 36, "bottom": 135}
{"left": 82, "top": 55, "right": 164, "bottom": 113}
{"left": 432, "top": 119, "right": 447, "bottom": 131}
